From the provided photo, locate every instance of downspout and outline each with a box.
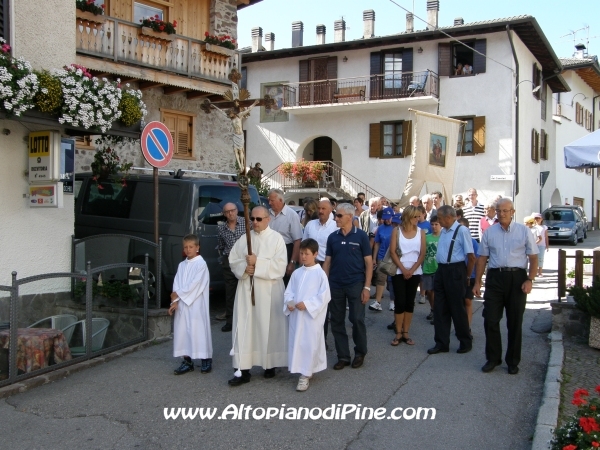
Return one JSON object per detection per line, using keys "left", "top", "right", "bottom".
{"left": 507, "top": 26, "right": 519, "bottom": 200}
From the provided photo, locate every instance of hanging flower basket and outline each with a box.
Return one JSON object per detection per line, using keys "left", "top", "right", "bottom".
{"left": 278, "top": 160, "right": 326, "bottom": 184}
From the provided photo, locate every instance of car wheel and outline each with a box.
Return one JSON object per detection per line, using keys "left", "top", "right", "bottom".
{"left": 578, "top": 232, "right": 584, "bottom": 243}
{"left": 584, "top": 229, "right": 588, "bottom": 239}
{"left": 570, "top": 233, "right": 578, "bottom": 246}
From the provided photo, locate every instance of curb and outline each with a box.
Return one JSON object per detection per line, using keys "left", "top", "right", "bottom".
{"left": 0, "top": 336, "right": 172, "bottom": 400}
{"left": 531, "top": 331, "right": 564, "bottom": 450}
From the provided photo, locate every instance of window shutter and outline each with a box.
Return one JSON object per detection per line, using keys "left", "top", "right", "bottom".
{"left": 299, "top": 59, "right": 310, "bottom": 105}
{"left": 531, "top": 129, "right": 536, "bottom": 162}
{"left": 402, "top": 48, "right": 413, "bottom": 73}
{"left": 163, "top": 114, "right": 177, "bottom": 153}
{"left": 535, "top": 131, "right": 540, "bottom": 163}
{"left": 438, "top": 43, "right": 452, "bottom": 77}
{"left": 327, "top": 56, "right": 338, "bottom": 100}
{"left": 240, "top": 66, "right": 247, "bottom": 90}
{"left": 402, "top": 120, "right": 412, "bottom": 157}
{"left": 541, "top": 82, "right": 547, "bottom": 121}
{"left": 575, "top": 103, "right": 580, "bottom": 124}
{"left": 176, "top": 116, "right": 191, "bottom": 155}
{"left": 473, "top": 116, "right": 486, "bottom": 153}
{"left": 369, "top": 123, "right": 381, "bottom": 158}
{"left": 299, "top": 59, "right": 309, "bottom": 82}
{"left": 370, "top": 51, "right": 381, "bottom": 100}
{"left": 540, "top": 129, "right": 547, "bottom": 160}
{"left": 0, "top": 0, "right": 9, "bottom": 46}
{"left": 472, "top": 39, "right": 486, "bottom": 74}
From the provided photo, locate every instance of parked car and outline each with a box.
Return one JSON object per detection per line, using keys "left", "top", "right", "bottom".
{"left": 543, "top": 206, "right": 586, "bottom": 246}
{"left": 550, "top": 205, "right": 588, "bottom": 237}
{"left": 74, "top": 173, "right": 260, "bottom": 306}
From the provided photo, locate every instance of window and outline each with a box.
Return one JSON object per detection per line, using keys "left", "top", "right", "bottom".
{"left": 531, "top": 129, "right": 540, "bottom": 163}
{"left": 541, "top": 82, "right": 547, "bottom": 121}
{"left": 369, "top": 121, "right": 412, "bottom": 158}
{"left": 438, "top": 40, "right": 486, "bottom": 77}
{"left": 575, "top": 103, "right": 583, "bottom": 125}
{"left": 134, "top": 1, "right": 166, "bottom": 23}
{"left": 82, "top": 180, "right": 137, "bottom": 218}
{"left": 198, "top": 185, "right": 260, "bottom": 225}
{"left": 161, "top": 109, "right": 195, "bottom": 159}
{"left": 370, "top": 48, "right": 412, "bottom": 100}
{"left": 74, "top": 135, "right": 96, "bottom": 151}
{"left": 383, "top": 52, "right": 402, "bottom": 89}
{"left": 0, "top": 0, "right": 10, "bottom": 46}
{"left": 455, "top": 116, "right": 485, "bottom": 155}
{"left": 540, "top": 129, "right": 548, "bottom": 160}
{"left": 532, "top": 64, "right": 542, "bottom": 100}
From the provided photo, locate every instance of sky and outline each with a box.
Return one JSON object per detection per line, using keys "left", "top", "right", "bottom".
{"left": 237, "top": 0, "right": 598, "bottom": 59}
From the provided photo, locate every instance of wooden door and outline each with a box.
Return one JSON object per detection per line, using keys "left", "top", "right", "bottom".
{"left": 311, "top": 58, "right": 329, "bottom": 104}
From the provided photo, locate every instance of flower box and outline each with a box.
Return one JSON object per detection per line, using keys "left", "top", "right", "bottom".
{"left": 76, "top": 10, "right": 107, "bottom": 26}
{"left": 200, "top": 42, "right": 236, "bottom": 58}
{"left": 139, "top": 27, "right": 176, "bottom": 43}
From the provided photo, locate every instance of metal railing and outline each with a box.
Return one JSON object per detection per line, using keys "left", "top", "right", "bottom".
{"left": 282, "top": 70, "right": 439, "bottom": 108}
{"left": 262, "top": 161, "right": 385, "bottom": 201}
{"left": 0, "top": 257, "right": 149, "bottom": 387}
{"left": 75, "top": 14, "right": 239, "bottom": 84}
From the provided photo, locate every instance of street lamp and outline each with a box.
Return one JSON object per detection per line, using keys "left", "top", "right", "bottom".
{"left": 514, "top": 80, "right": 540, "bottom": 102}
{"left": 570, "top": 92, "right": 587, "bottom": 106}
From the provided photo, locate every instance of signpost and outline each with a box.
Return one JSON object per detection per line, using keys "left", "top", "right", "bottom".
{"left": 141, "top": 121, "right": 174, "bottom": 306}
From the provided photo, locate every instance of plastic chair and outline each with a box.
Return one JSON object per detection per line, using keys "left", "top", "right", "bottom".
{"left": 63, "top": 318, "right": 110, "bottom": 356}
{"left": 27, "top": 314, "right": 78, "bottom": 343}
{"left": 321, "top": 171, "right": 336, "bottom": 188}
{"left": 408, "top": 72, "right": 429, "bottom": 94}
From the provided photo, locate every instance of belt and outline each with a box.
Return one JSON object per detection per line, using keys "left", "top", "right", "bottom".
{"left": 488, "top": 267, "right": 525, "bottom": 272}
{"left": 437, "top": 261, "right": 464, "bottom": 266}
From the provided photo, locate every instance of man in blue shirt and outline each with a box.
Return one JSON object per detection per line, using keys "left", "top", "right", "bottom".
{"left": 473, "top": 198, "right": 538, "bottom": 375}
{"left": 369, "top": 207, "right": 395, "bottom": 312}
{"left": 428, "top": 205, "right": 475, "bottom": 355}
{"left": 323, "top": 203, "right": 373, "bottom": 370}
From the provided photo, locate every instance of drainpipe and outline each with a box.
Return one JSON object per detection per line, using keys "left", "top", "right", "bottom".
{"left": 507, "top": 26, "right": 519, "bottom": 202}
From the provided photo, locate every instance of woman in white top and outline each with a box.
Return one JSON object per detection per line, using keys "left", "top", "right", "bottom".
{"left": 389, "top": 206, "right": 426, "bottom": 346}
{"left": 533, "top": 213, "right": 549, "bottom": 277}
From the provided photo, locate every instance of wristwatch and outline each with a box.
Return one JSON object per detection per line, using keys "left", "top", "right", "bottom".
{"left": 527, "top": 278, "right": 534, "bottom": 282}
{"left": 290, "top": 260, "right": 296, "bottom": 265}
{"left": 363, "top": 286, "right": 370, "bottom": 291}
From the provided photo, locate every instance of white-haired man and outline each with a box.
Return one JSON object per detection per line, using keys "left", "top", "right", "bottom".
{"left": 421, "top": 194, "right": 436, "bottom": 221}
{"left": 359, "top": 197, "right": 381, "bottom": 246}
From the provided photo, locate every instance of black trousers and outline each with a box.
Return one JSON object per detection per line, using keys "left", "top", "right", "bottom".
{"left": 222, "top": 256, "right": 238, "bottom": 326}
{"left": 433, "top": 262, "right": 472, "bottom": 350}
{"left": 283, "top": 243, "right": 294, "bottom": 287}
{"left": 482, "top": 269, "right": 527, "bottom": 366}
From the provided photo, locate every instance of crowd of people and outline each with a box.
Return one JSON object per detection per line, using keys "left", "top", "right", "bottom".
{"left": 167, "top": 187, "right": 542, "bottom": 391}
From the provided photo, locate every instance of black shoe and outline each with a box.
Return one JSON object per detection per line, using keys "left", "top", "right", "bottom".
{"left": 426, "top": 312, "right": 434, "bottom": 321}
{"left": 221, "top": 323, "right": 232, "bottom": 332}
{"left": 508, "top": 365, "right": 519, "bottom": 375}
{"left": 387, "top": 320, "right": 396, "bottom": 331}
{"left": 333, "top": 360, "right": 350, "bottom": 370}
{"left": 228, "top": 371, "right": 251, "bottom": 386}
{"left": 481, "top": 360, "right": 502, "bottom": 373}
{"left": 174, "top": 359, "right": 194, "bottom": 375}
{"left": 427, "top": 346, "right": 449, "bottom": 355}
{"left": 351, "top": 355, "right": 365, "bottom": 368}
{"left": 264, "top": 368, "right": 276, "bottom": 378}
{"left": 200, "top": 359, "right": 212, "bottom": 373}
{"left": 457, "top": 346, "right": 472, "bottom": 354}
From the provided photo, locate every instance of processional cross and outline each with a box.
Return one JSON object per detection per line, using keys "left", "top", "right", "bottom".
{"left": 201, "top": 69, "right": 274, "bottom": 305}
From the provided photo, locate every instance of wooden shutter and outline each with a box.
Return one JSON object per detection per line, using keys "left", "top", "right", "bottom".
{"left": 402, "top": 48, "right": 413, "bottom": 73}
{"left": 541, "top": 82, "right": 547, "bottom": 121}
{"left": 473, "top": 116, "right": 486, "bottom": 154}
{"left": 402, "top": 120, "right": 412, "bottom": 157}
{"left": 163, "top": 114, "right": 177, "bottom": 151}
{"left": 540, "top": 129, "right": 547, "bottom": 160}
{"left": 535, "top": 131, "right": 540, "bottom": 163}
{"left": 0, "top": 0, "right": 8, "bottom": 46}
{"left": 472, "top": 39, "right": 486, "bottom": 74}
{"left": 531, "top": 129, "right": 535, "bottom": 162}
{"left": 370, "top": 51, "right": 381, "bottom": 100}
{"left": 299, "top": 59, "right": 310, "bottom": 106}
{"left": 438, "top": 43, "right": 451, "bottom": 77}
{"left": 369, "top": 123, "right": 381, "bottom": 158}
{"left": 327, "top": 56, "right": 337, "bottom": 101}
{"left": 163, "top": 112, "right": 193, "bottom": 158}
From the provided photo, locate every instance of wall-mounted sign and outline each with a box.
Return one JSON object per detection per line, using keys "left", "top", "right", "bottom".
{"left": 490, "top": 174, "right": 515, "bottom": 181}
{"left": 29, "top": 131, "right": 60, "bottom": 183}
{"left": 60, "top": 138, "right": 75, "bottom": 193}
{"left": 29, "top": 183, "right": 63, "bottom": 208}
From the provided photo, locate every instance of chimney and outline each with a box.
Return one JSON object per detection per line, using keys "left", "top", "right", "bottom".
{"left": 292, "top": 21, "right": 304, "bottom": 48}
{"left": 251, "top": 27, "right": 263, "bottom": 53}
{"left": 334, "top": 19, "right": 346, "bottom": 43}
{"left": 454, "top": 17, "right": 464, "bottom": 26}
{"left": 406, "top": 13, "right": 414, "bottom": 33}
{"left": 363, "top": 10, "right": 375, "bottom": 38}
{"left": 316, "top": 24, "right": 326, "bottom": 45}
{"left": 574, "top": 43, "right": 587, "bottom": 59}
{"left": 426, "top": 0, "right": 439, "bottom": 30}
{"left": 265, "top": 32, "right": 275, "bottom": 51}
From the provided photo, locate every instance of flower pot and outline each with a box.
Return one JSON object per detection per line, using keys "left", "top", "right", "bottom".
{"left": 139, "top": 27, "right": 176, "bottom": 43}
{"left": 590, "top": 316, "right": 600, "bottom": 349}
{"left": 200, "top": 42, "right": 236, "bottom": 58}
{"left": 76, "top": 10, "right": 107, "bottom": 26}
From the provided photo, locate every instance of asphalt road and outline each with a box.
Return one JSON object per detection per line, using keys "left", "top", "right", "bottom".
{"left": 4, "top": 233, "right": 598, "bottom": 449}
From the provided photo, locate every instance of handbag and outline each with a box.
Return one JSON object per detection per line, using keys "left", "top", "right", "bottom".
{"left": 378, "top": 243, "right": 402, "bottom": 277}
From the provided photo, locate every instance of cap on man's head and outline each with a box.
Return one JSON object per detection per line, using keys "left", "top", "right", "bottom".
{"left": 391, "top": 213, "right": 402, "bottom": 224}
{"left": 382, "top": 207, "right": 394, "bottom": 220}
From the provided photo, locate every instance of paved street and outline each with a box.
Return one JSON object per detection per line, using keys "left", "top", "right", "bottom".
{"left": 3, "top": 234, "right": 597, "bottom": 450}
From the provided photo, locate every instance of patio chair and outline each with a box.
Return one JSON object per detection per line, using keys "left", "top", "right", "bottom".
{"left": 27, "top": 314, "right": 78, "bottom": 343}
{"left": 408, "top": 72, "right": 429, "bottom": 94}
{"left": 63, "top": 318, "right": 110, "bottom": 356}
{"left": 321, "top": 171, "right": 336, "bottom": 188}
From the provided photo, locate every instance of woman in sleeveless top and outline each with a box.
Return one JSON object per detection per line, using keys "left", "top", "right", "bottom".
{"left": 389, "top": 206, "right": 426, "bottom": 346}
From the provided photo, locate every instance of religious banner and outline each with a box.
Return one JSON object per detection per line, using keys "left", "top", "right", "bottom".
{"left": 399, "top": 109, "right": 465, "bottom": 207}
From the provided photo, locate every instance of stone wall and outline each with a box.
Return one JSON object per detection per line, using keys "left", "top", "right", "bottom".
{"left": 210, "top": 0, "right": 238, "bottom": 40}
{"left": 75, "top": 85, "right": 238, "bottom": 176}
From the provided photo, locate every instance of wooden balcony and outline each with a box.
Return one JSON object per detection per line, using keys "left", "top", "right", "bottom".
{"left": 75, "top": 13, "right": 239, "bottom": 96}
{"left": 282, "top": 70, "right": 439, "bottom": 115}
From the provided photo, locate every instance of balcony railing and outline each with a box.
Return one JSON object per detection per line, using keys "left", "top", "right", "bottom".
{"left": 282, "top": 70, "right": 438, "bottom": 108}
{"left": 75, "top": 15, "right": 239, "bottom": 84}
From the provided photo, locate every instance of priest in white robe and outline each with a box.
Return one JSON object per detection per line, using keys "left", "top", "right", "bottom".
{"left": 169, "top": 234, "right": 213, "bottom": 375}
{"left": 284, "top": 239, "right": 331, "bottom": 392}
{"left": 228, "top": 206, "right": 289, "bottom": 386}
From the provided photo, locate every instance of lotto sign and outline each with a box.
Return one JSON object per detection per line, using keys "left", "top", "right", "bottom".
{"left": 141, "top": 121, "right": 174, "bottom": 168}
{"left": 29, "top": 131, "right": 60, "bottom": 182}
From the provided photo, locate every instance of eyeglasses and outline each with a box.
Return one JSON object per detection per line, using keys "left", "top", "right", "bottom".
{"left": 250, "top": 216, "right": 267, "bottom": 222}
{"left": 335, "top": 213, "right": 347, "bottom": 218}
{"left": 223, "top": 209, "right": 237, "bottom": 214}
{"left": 495, "top": 209, "right": 513, "bottom": 214}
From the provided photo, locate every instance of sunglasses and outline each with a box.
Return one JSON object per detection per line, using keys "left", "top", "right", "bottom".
{"left": 335, "top": 213, "right": 347, "bottom": 218}
{"left": 250, "top": 216, "right": 267, "bottom": 222}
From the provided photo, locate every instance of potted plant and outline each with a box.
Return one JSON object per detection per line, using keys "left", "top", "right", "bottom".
{"left": 568, "top": 277, "right": 600, "bottom": 349}
{"left": 201, "top": 32, "right": 237, "bottom": 57}
{"left": 139, "top": 16, "right": 177, "bottom": 41}
{"left": 551, "top": 386, "right": 600, "bottom": 449}
{"left": 90, "top": 147, "right": 132, "bottom": 186}
{"left": 75, "top": 0, "right": 106, "bottom": 25}
{"left": 278, "top": 160, "right": 326, "bottom": 186}
{"left": 0, "top": 38, "right": 39, "bottom": 117}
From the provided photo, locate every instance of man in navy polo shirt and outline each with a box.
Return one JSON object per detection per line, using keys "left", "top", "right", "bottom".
{"left": 323, "top": 203, "right": 372, "bottom": 370}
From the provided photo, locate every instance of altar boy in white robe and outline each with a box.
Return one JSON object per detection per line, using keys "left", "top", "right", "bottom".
{"left": 284, "top": 238, "right": 331, "bottom": 391}
{"left": 168, "top": 234, "right": 213, "bottom": 375}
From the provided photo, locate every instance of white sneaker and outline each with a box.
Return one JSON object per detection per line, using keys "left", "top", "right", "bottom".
{"left": 296, "top": 375, "right": 310, "bottom": 391}
{"left": 389, "top": 301, "right": 395, "bottom": 311}
{"left": 419, "top": 295, "right": 427, "bottom": 304}
{"left": 368, "top": 301, "right": 383, "bottom": 311}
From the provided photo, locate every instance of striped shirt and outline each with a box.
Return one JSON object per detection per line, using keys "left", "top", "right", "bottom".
{"left": 463, "top": 203, "right": 485, "bottom": 240}
{"left": 217, "top": 216, "right": 246, "bottom": 256}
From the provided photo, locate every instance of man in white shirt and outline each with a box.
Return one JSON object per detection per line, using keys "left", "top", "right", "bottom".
{"left": 303, "top": 198, "right": 338, "bottom": 264}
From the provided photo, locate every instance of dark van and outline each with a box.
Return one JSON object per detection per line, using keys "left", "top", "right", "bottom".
{"left": 74, "top": 173, "right": 260, "bottom": 306}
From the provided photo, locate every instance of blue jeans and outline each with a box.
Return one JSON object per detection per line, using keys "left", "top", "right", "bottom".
{"left": 329, "top": 281, "right": 367, "bottom": 362}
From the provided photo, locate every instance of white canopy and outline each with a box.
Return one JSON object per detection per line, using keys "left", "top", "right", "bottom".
{"left": 564, "top": 129, "right": 600, "bottom": 168}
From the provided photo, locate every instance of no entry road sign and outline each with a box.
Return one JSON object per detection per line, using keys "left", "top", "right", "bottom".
{"left": 141, "top": 121, "right": 174, "bottom": 168}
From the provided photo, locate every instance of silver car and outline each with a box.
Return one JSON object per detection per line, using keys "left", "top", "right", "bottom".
{"left": 543, "top": 207, "right": 586, "bottom": 246}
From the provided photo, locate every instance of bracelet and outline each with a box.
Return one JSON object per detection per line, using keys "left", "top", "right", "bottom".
{"left": 363, "top": 287, "right": 370, "bottom": 291}
{"left": 527, "top": 278, "right": 534, "bottom": 282}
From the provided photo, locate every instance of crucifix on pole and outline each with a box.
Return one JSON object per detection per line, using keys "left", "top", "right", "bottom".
{"left": 201, "top": 69, "right": 274, "bottom": 306}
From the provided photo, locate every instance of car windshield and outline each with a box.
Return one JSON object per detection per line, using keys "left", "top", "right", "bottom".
{"left": 198, "top": 184, "right": 260, "bottom": 225}
{"left": 545, "top": 210, "right": 574, "bottom": 221}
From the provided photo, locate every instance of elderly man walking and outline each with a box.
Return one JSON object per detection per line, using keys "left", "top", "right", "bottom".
{"left": 216, "top": 202, "right": 246, "bottom": 332}
{"left": 268, "top": 188, "right": 303, "bottom": 287}
{"left": 323, "top": 203, "right": 372, "bottom": 370}
{"left": 302, "top": 198, "right": 337, "bottom": 264}
{"left": 473, "top": 198, "right": 538, "bottom": 375}
{"left": 428, "top": 205, "right": 475, "bottom": 355}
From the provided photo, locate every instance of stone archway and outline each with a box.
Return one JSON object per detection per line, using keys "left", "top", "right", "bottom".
{"left": 299, "top": 135, "right": 342, "bottom": 168}
{"left": 550, "top": 188, "right": 561, "bottom": 207}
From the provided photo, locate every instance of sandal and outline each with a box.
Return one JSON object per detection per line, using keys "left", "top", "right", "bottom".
{"left": 391, "top": 336, "right": 401, "bottom": 346}
{"left": 401, "top": 332, "right": 415, "bottom": 345}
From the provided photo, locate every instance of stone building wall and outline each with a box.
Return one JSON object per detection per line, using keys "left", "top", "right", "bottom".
{"left": 210, "top": 0, "right": 238, "bottom": 40}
